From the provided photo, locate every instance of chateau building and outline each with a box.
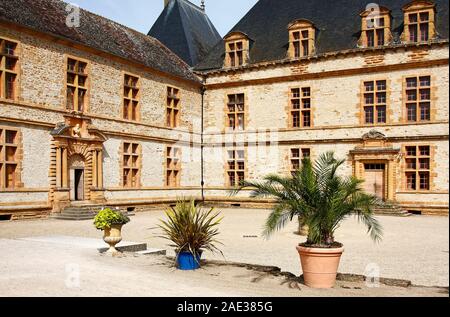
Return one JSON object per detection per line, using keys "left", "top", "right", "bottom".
{"left": 0, "top": 0, "right": 448, "bottom": 220}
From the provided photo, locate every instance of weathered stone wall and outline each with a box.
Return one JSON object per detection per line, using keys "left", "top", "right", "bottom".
{"left": 202, "top": 44, "right": 449, "bottom": 212}
{"left": 0, "top": 25, "right": 202, "bottom": 130}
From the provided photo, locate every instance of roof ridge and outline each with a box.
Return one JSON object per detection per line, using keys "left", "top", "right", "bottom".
{"left": 177, "top": 0, "right": 199, "bottom": 65}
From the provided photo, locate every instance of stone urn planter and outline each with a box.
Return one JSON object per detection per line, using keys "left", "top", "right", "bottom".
{"left": 296, "top": 244, "right": 344, "bottom": 288}
{"left": 94, "top": 208, "right": 130, "bottom": 255}
{"left": 103, "top": 224, "right": 123, "bottom": 254}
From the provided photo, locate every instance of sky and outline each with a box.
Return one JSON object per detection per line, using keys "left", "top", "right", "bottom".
{"left": 67, "top": 0, "right": 259, "bottom": 36}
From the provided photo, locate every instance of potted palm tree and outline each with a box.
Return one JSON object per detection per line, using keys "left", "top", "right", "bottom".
{"left": 94, "top": 208, "right": 130, "bottom": 255}
{"left": 158, "top": 199, "right": 223, "bottom": 270}
{"left": 233, "top": 152, "right": 382, "bottom": 288}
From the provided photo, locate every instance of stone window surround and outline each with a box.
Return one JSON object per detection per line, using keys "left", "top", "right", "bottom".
{"left": 121, "top": 141, "right": 141, "bottom": 188}
{"left": 402, "top": 74, "right": 434, "bottom": 123}
{"left": 166, "top": 86, "right": 180, "bottom": 128}
{"left": 402, "top": 143, "right": 434, "bottom": 192}
{"left": 288, "top": 86, "right": 313, "bottom": 129}
{"left": 225, "top": 148, "right": 246, "bottom": 187}
{"left": 223, "top": 32, "right": 250, "bottom": 68}
{"left": 358, "top": 6, "right": 393, "bottom": 48}
{"left": 226, "top": 93, "right": 246, "bottom": 131}
{"left": 165, "top": 146, "right": 181, "bottom": 187}
{"left": 0, "top": 126, "right": 22, "bottom": 190}
{"left": 401, "top": 0, "right": 436, "bottom": 44}
{"left": 122, "top": 71, "right": 141, "bottom": 122}
{"left": 0, "top": 36, "right": 20, "bottom": 101}
{"left": 360, "top": 78, "right": 390, "bottom": 125}
{"left": 64, "top": 54, "right": 90, "bottom": 113}
{"left": 290, "top": 147, "right": 311, "bottom": 175}
{"left": 288, "top": 19, "right": 316, "bottom": 59}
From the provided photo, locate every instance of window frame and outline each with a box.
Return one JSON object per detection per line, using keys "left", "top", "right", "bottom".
{"left": 166, "top": 86, "right": 180, "bottom": 128}
{"left": 226, "top": 149, "right": 245, "bottom": 187}
{"left": 165, "top": 146, "right": 181, "bottom": 187}
{"left": 290, "top": 147, "right": 311, "bottom": 176}
{"left": 121, "top": 141, "right": 141, "bottom": 188}
{"left": 361, "top": 79, "right": 389, "bottom": 125}
{"left": 0, "top": 126, "right": 21, "bottom": 190}
{"left": 288, "top": 20, "right": 315, "bottom": 59}
{"left": 402, "top": 1, "right": 436, "bottom": 44}
{"left": 226, "top": 93, "right": 246, "bottom": 131}
{"left": 122, "top": 72, "right": 140, "bottom": 122}
{"left": 359, "top": 7, "right": 392, "bottom": 48}
{"left": 0, "top": 37, "right": 20, "bottom": 101}
{"left": 65, "top": 55, "right": 89, "bottom": 113}
{"left": 403, "top": 75, "right": 432, "bottom": 123}
{"left": 403, "top": 144, "right": 432, "bottom": 191}
{"left": 224, "top": 32, "right": 250, "bottom": 68}
{"left": 289, "top": 86, "right": 313, "bottom": 129}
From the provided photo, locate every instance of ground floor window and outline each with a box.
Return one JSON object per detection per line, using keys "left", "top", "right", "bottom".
{"left": 404, "top": 145, "right": 431, "bottom": 190}
{"left": 227, "top": 149, "right": 245, "bottom": 187}
{"left": 0, "top": 127, "right": 19, "bottom": 189}
{"left": 290, "top": 148, "right": 310, "bottom": 175}
{"left": 122, "top": 142, "right": 140, "bottom": 188}
{"left": 166, "top": 146, "right": 181, "bottom": 187}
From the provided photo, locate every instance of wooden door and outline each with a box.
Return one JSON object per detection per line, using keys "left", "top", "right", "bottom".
{"left": 364, "top": 164, "right": 385, "bottom": 200}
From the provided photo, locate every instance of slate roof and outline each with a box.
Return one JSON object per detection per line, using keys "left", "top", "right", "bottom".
{"left": 195, "top": 0, "right": 449, "bottom": 71}
{"left": 148, "top": 0, "right": 221, "bottom": 67}
{"left": 0, "top": 0, "right": 199, "bottom": 83}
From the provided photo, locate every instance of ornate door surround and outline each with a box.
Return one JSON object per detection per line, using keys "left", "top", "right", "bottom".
{"left": 49, "top": 115, "right": 107, "bottom": 212}
{"left": 349, "top": 130, "right": 401, "bottom": 202}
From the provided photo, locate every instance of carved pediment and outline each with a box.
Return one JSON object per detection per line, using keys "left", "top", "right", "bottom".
{"left": 362, "top": 130, "right": 387, "bottom": 141}
{"left": 50, "top": 122, "right": 71, "bottom": 136}
{"left": 50, "top": 121, "right": 107, "bottom": 143}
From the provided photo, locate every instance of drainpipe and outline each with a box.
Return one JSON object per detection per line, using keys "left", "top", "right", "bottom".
{"left": 200, "top": 82, "right": 206, "bottom": 202}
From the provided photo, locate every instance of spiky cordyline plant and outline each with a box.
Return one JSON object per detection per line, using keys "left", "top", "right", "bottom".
{"left": 158, "top": 199, "right": 224, "bottom": 259}
{"left": 232, "top": 152, "right": 383, "bottom": 247}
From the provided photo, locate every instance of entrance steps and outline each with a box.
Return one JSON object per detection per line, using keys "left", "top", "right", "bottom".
{"left": 51, "top": 205, "right": 135, "bottom": 221}
{"left": 373, "top": 202, "right": 412, "bottom": 217}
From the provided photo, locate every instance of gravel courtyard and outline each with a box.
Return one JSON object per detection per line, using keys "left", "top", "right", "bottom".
{"left": 0, "top": 208, "right": 448, "bottom": 296}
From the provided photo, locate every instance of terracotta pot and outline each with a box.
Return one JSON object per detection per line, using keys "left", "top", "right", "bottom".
{"left": 296, "top": 245, "right": 344, "bottom": 288}
{"left": 103, "top": 224, "right": 123, "bottom": 255}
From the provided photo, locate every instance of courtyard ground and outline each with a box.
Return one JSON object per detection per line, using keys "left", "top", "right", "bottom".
{"left": 0, "top": 208, "right": 448, "bottom": 296}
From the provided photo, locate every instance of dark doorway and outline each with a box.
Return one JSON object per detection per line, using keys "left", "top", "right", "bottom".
{"left": 74, "top": 169, "right": 84, "bottom": 201}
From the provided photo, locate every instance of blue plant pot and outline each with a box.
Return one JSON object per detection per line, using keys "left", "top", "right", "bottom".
{"left": 177, "top": 251, "right": 202, "bottom": 270}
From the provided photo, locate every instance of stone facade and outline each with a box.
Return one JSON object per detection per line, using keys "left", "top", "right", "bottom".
{"left": 0, "top": 11, "right": 448, "bottom": 219}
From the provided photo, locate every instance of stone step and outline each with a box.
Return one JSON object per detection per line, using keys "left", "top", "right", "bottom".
{"left": 373, "top": 209, "right": 412, "bottom": 217}
{"left": 50, "top": 215, "right": 95, "bottom": 221}
{"left": 60, "top": 211, "right": 96, "bottom": 215}
{"left": 135, "top": 248, "right": 166, "bottom": 256}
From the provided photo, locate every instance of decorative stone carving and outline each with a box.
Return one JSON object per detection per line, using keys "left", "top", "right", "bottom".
{"left": 362, "top": 130, "right": 387, "bottom": 140}
{"left": 50, "top": 122, "right": 70, "bottom": 136}
{"left": 69, "top": 154, "right": 85, "bottom": 169}
{"left": 72, "top": 124, "right": 81, "bottom": 138}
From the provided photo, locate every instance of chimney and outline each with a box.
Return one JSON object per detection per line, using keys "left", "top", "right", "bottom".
{"left": 201, "top": 0, "right": 205, "bottom": 11}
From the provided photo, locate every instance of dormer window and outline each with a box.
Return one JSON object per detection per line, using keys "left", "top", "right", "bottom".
{"left": 288, "top": 20, "right": 315, "bottom": 59}
{"left": 402, "top": 1, "right": 436, "bottom": 43}
{"left": 224, "top": 32, "right": 249, "bottom": 68}
{"left": 359, "top": 6, "right": 392, "bottom": 48}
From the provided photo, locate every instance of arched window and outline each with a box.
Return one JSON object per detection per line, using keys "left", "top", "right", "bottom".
{"left": 288, "top": 19, "right": 315, "bottom": 59}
